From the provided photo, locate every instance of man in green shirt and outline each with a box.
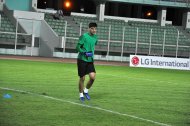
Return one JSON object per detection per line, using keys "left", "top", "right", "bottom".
{"left": 76, "top": 22, "right": 98, "bottom": 102}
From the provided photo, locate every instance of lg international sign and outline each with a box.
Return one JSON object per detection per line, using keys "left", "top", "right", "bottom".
{"left": 130, "top": 55, "right": 190, "bottom": 70}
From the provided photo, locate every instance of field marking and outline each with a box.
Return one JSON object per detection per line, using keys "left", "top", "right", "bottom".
{"left": 0, "top": 87, "right": 171, "bottom": 126}
{"left": 98, "top": 72, "right": 190, "bottom": 85}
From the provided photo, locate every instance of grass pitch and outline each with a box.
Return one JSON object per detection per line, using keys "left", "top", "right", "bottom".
{"left": 0, "top": 59, "right": 190, "bottom": 126}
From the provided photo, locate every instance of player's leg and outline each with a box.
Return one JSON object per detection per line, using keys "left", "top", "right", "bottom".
{"left": 79, "top": 76, "right": 85, "bottom": 93}
{"left": 83, "top": 72, "right": 96, "bottom": 100}
{"left": 85, "top": 62, "right": 96, "bottom": 90}
{"left": 79, "top": 76, "right": 85, "bottom": 101}
{"left": 86, "top": 72, "right": 96, "bottom": 89}
{"left": 77, "top": 59, "right": 87, "bottom": 101}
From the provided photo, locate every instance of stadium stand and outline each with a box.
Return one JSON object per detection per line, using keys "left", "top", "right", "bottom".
{"left": 67, "top": 14, "right": 190, "bottom": 57}
{"left": 0, "top": 11, "right": 32, "bottom": 50}
{"left": 0, "top": 11, "right": 16, "bottom": 43}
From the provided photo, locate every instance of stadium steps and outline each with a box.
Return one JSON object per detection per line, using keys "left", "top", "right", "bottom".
{"left": 45, "top": 13, "right": 79, "bottom": 38}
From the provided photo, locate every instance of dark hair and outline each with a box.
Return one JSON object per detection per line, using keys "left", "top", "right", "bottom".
{"left": 89, "top": 22, "right": 97, "bottom": 28}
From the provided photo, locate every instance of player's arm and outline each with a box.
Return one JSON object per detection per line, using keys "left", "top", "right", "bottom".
{"left": 95, "top": 36, "right": 98, "bottom": 45}
{"left": 76, "top": 35, "right": 85, "bottom": 53}
{"left": 95, "top": 40, "right": 98, "bottom": 45}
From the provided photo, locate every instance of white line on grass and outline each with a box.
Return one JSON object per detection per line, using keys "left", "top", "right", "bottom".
{"left": 98, "top": 73, "right": 189, "bottom": 85}
{"left": 0, "top": 87, "right": 171, "bottom": 126}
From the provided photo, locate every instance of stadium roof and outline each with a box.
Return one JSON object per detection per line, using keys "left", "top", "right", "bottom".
{"left": 93, "top": 0, "right": 190, "bottom": 8}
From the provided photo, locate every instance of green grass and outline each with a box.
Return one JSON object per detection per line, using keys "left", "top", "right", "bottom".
{"left": 0, "top": 59, "right": 190, "bottom": 126}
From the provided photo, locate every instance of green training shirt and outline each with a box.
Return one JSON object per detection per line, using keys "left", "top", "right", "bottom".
{"left": 76, "top": 32, "right": 98, "bottom": 62}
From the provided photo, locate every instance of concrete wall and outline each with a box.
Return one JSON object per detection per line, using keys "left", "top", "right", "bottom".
{"left": 182, "top": 11, "right": 190, "bottom": 29}
{"left": 13, "top": 10, "right": 44, "bottom": 37}
{"left": 0, "top": 0, "right": 4, "bottom": 11}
